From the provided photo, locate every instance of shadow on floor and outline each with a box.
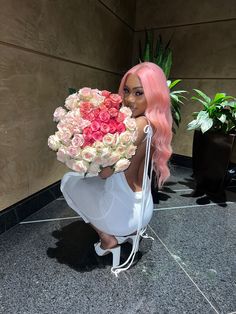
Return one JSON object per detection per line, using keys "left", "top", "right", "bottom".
{"left": 47, "top": 221, "right": 142, "bottom": 272}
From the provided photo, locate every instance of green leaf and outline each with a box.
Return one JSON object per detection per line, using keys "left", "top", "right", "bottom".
{"left": 169, "top": 79, "right": 181, "bottom": 89}
{"left": 193, "top": 89, "right": 211, "bottom": 104}
{"left": 191, "top": 96, "right": 209, "bottom": 109}
{"left": 68, "top": 88, "right": 76, "bottom": 95}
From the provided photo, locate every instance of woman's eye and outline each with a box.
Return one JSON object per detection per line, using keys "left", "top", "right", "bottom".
{"left": 123, "top": 87, "right": 129, "bottom": 94}
{"left": 135, "top": 91, "right": 144, "bottom": 96}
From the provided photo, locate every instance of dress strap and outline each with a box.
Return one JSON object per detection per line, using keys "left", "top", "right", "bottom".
{"left": 111, "top": 123, "right": 154, "bottom": 276}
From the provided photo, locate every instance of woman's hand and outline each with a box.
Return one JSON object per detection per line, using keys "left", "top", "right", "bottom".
{"left": 99, "top": 166, "right": 114, "bottom": 179}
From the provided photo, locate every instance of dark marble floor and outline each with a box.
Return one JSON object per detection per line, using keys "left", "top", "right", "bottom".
{"left": 0, "top": 166, "right": 235, "bottom": 314}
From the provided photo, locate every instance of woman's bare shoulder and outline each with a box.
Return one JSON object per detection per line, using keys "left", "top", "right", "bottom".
{"left": 134, "top": 116, "right": 149, "bottom": 145}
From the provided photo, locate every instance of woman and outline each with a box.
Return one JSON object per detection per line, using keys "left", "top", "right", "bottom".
{"left": 61, "top": 62, "right": 172, "bottom": 274}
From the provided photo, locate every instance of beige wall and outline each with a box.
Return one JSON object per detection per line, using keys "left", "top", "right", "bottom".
{"left": 134, "top": 0, "right": 236, "bottom": 161}
{"left": 0, "top": 0, "right": 136, "bottom": 211}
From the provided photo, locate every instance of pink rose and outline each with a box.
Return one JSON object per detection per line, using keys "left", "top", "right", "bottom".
{"left": 102, "top": 90, "right": 111, "bottom": 97}
{"left": 99, "top": 110, "right": 110, "bottom": 122}
{"left": 124, "top": 117, "right": 137, "bottom": 131}
{"left": 57, "top": 147, "right": 68, "bottom": 162}
{"left": 83, "top": 127, "right": 93, "bottom": 141}
{"left": 108, "top": 120, "right": 117, "bottom": 134}
{"left": 73, "top": 160, "right": 89, "bottom": 174}
{"left": 92, "top": 131, "right": 103, "bottom": 141}
{"left": 67, "top": 146, "right": 80, "bottom": 158}
{"left": 116, "top": 112, "right": 126, "bottom": 123}
{"left": 109, "top": 94, "right": 122, "bottom": 105}
{"left": 116, "top": 123, "right": 126, "bottom": 133}
{"left": 79, "top": 87, "right": 92, "bottom": 100}
{"left": 90, "top": 120, "right": 100, "bottom": 132}
{"left": 53, "top": 107, "right": 67, "bottom": 122}
{"left": 100, "top": 122, "right": 110, "bottom": 134}
{"left": 72, "top": 134, "right": 84, "bottom": 147}
{"left": 120, "top": 106, "right": 132, "bottom": 118}
{"left": 80, "top": 101, "right": 93, "bottom": 113}
{"left": 108, "top": 107, "right": 118, "bottom": 117}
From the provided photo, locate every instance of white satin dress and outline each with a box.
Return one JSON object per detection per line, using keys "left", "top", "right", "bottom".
{"left": 60, "top": 126, "right": 154, "bottom": 236}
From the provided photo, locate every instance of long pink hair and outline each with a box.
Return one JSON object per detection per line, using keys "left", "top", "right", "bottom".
{"left": 118, "top": 62, "right": 173, "bottom": 187}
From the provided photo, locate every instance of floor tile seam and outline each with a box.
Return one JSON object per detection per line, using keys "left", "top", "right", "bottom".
{"left": 147, "top": 224, "right": 220, "bottom": 314}
{"left": 19, "top": 216, "right": 82, "bottom": 224}
{"left": 154, "top": 201, "right": 235, "bottom": 211}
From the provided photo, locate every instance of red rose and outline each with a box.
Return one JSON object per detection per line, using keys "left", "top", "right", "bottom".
{"left": 92, "top": 131, "right": 103, "bottom": 141}
{"left": 104, "top": 98, "right": 112, "bottom": 109}
{"left": 109, "top": 94, "right": 122, "bottom": 105}
{"left": 93, "top": 108, "right": 100, "bottom": 118}
{"left": 116, "top": 112, "right": 125, "bottom": 123}
{"left": 108, "top": 120, "right": 117, "bottom": 134}
{"left": 101, "top": 90, "right": 111, "bottom": 97}
{"left": 80, "top": 102, "right": 93, "bottom": 112}
{"left": 116, "top": 123, "right": 126, "bottom": 133}
{"left": 90, "top": 120, "right": 100, "bottom": 132}
{"left": 99, "top": 110, "right": 110, "bottom": 122}
{"left": 100, "top": 122, "right": 110, "bottom": 134}
{"left": 86, "top": 112, "right": 95, "bottom": 121}
{"left": 108, "top": 107, "right": 118, "bottom": 117}
{"left": 83, "top": 127, "right": 92, "bottom": 140}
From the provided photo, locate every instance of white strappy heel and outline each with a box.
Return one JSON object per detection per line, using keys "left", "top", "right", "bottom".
{"left": 94, "top": 242, "right": 121, "bottom": 267}
{"left": 115, "top": 235, "right": 139, "bottom": 252}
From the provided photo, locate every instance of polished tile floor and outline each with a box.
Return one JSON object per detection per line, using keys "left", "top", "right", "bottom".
{"left": 0, "top": 166, "right": 235, "bottom": 314}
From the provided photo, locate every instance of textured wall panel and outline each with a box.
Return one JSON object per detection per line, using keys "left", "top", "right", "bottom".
{"left": 135, "top": 0, "right": 236, "bottom": 30}
{"left": 0, "top": 45, "right": 121, "bottom": 210}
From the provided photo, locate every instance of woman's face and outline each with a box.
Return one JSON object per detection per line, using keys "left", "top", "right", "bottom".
{"left": 123, "top": 74, "right": 148, "bottom": 118}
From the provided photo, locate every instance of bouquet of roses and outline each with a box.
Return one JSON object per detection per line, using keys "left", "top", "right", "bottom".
{"left": 48, "top": 87, "right": 138, "bottom": 176}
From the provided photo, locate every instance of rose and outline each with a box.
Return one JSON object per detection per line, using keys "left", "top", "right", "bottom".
{"left": 56, "top": 128, "right": 73, "bottom": 145}
{"left": 120, "top": 106, "right": 132, "bottom": 118}
{"left": 80, "top": 101, "right": 93, "bottom": 113}
{"left": 116, "top": 123, "right": 126, "bottom": 133}
{"left": 104, "top": 98, "right": 112, "bottom": 109}
{"left": 100, "top": 147, "right": 112, "bottom": 161}
{"left": 79, "top": 87, "right": 92, "bottom": 100}
{"left": 48, "top": 134, "right": 61, "bottom": 151}
{"left": 102, "top": 133, "right": 116, "bottom": 146}
{"left": 90, "top": 120, "right": 100, "bottom": 132}
{"left": 83, "top": 127, "right": 93, "bottom": 141}
{"left": 101, "top": 90, "right": 111, "bottom": 97}
{"left": 119, "top": 131, "right": 132, "bottom": 145}
{"left": 125, "top": 144, "right": 137, "bottom": 159}
{"left": 72, "top": 160, "right": 89, "bottom": 174}
{"left": 73, "top": 117, "right": 91, "bottom": 132}
{"left": 53, "top": 107, "right": 67, "bottom": 122}
{"left": 99, "top": 110, "right": 110, "bottom": 122}
{"left": 108, "top": 107, "right": 118, "bottom": 117}
{"left": 106, "top": 152, "right": 120, "bottom": 166}
{"left": 56, "top": 147, "right": 68, "bottom": 162}
{"left": 114, "top": 158, "right": 131, "bottom": 172}
{"left": 65, "top": 93, "right": 80, "bottom": 110}
{"left": 67, "top": 146, "right": 81, "bottom": 158}
{"left": 90, "top": 89, "right": 105, "bottom": 107}
{"left": 100, "top": 122, "right": 110, "bottom": 134}
{"left": 81, "top": 146, "right": 97, "bottom": 162}
{"left": 115, "top": 146, "right": 126, "bottom": 156}
{"left": 124, "top": 117, "right": 137, "bottom": 131}
{"left": 108, "top": 120, "right": 117, "bottom": 133}
{"left": 109, "top": 94, "right": 122, "bottom": 105}
{"left": 72, "top": 134, "right": 84, "bottom": 147}
{"left": 92, "top": 140, "right": 104, "bottom": 152}
{"left": 92, "top": 131, "right": 103, "bottom": 141}
{"left": 88, "top": 162, "right": 100, "bottom": 175}
{"left": 116, "top": 112, "right": 126, "bottom": 123}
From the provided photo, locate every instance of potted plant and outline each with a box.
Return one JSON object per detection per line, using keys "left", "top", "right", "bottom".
{"left": 139, "top": 30, "right": 187, "bottom": 133}
{"left": 187, "top": 89, "right": 236, "bottom": 200}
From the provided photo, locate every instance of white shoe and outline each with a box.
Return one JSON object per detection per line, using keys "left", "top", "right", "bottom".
{"left": 94, "top": 242, "right": 121, "bottom": 267}
{"left": 115, "top": 235, "right": 139, "bottom": 252}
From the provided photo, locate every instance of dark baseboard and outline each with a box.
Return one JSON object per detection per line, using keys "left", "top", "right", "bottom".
{"left": 0, "top": 181, "right": 62, "bottom": 235}
{"left": 170, "top": 153, "right": 193, "bottom": 168}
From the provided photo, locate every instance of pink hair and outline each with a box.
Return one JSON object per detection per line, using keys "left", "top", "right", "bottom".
{"left": 118, "top": 62, "right": 173, "bottom": 187}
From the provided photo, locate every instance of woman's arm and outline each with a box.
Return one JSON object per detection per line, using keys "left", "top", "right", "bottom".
{"left": 99, "top": 166, "right": 114, "bottom": 179}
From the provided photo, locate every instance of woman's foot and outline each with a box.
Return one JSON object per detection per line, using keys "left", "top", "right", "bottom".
{"left": 99, "top": 233, "right": 118, "bottom": 249}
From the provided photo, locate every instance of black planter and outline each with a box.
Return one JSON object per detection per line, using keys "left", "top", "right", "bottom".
{"left": 192, "top": 130, "right": 235, "bottom": 199}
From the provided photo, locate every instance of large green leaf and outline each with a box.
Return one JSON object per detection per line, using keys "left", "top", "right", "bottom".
{"left": 193, "top": 89, "right": 211, "bottom": 104}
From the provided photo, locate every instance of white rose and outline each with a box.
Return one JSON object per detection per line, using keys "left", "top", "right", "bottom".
{"left": 103, "top": 133, "right": 116, "bottom": 146}
{"left": 81, "top": 147, "right": 97, "bottom": 162}
{"left": 65, "top": 93, "right": 80, "bottom": 110}
{"left": 120, "top": 106, "right": 132, "bottom": 118}
{"left": 124, "top": 117, "right": 137, "bottom": 131}
{"left": 53, "top": 107, "right": 67, "bottom": 122}
{"left": 57, "top": 147, "right": 68, "bottom": 163}
{"left": 72, "top": 160, "right": 89, "bottom": 174}
{"left": 114, "top": 158, "right": 131, "bottom": 172}
{"left": 48, "top": 134, "right": 61, "bottom": 151}
{"left": 125, "top": 144, "right": 137, "bottom": 159}
{"left": 88, "top": 163, "right": 100, "bottom": 176}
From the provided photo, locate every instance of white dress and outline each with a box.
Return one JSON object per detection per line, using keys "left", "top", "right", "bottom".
{"left": 60, "top": 125, "right": 154, "bottom": 236}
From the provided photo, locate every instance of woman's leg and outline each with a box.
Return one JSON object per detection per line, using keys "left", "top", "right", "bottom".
{"left": 90, "top": 224, "right": 118, "bottom": 249}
